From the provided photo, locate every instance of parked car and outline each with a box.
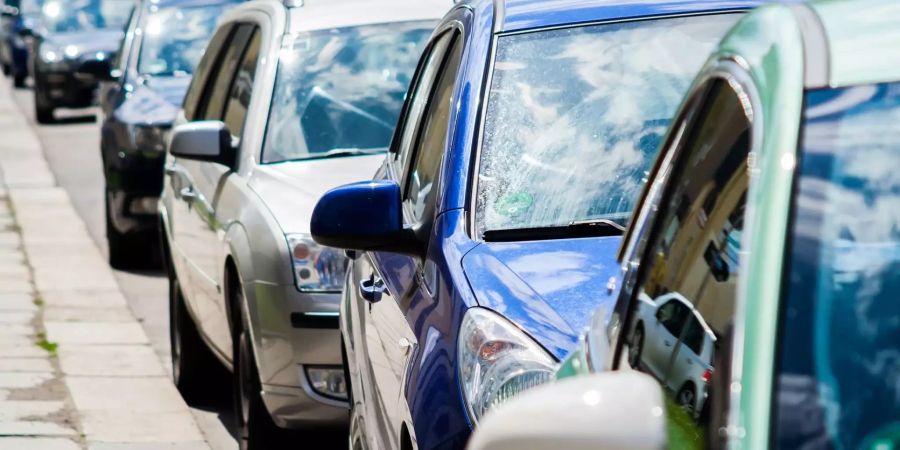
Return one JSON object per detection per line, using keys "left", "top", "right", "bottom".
{"left": 89, "top": 0, "right": 239, "bottom": 270}
{"left": 510, "top": 1, "right": 900, "bottom": 449}
{"left": 158, "top": 0, "right": 449, "bottom": 447}
{"left": 0, "top": 0, "right": 42, "bottom": 87}
{"left": 308, "top": 0, "right": 768, "bottom": 448}
{"left": 29, "top": 0, "right": 132, "bottom": 123}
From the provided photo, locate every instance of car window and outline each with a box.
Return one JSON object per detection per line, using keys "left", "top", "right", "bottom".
{"left": 41, "top": 0, "right": 131, "bottom": 33}
{"left": 657, "top": 300, "right": 687, "bottom": 336}
{"left": 112, "top": 4, "right": 137, "bottom": 72}
{"left": 621, "top": 78, "right": 752, "bottom": 449}
{"left": 261, "top": 21, "right": 434, "bottom": 164}
{"left": 392, "top": 32, "right": 453, "bottom": 176}
{"left": 183, "top": 24, "right": 231, "bottom": 121}
{"left": 773, "top": 82, "right": 900, "bottom": 450}
{"left": 682, "top": 316, "right": 705, "bottom": 356}
{"left": 222, "top": 28, "right": 260, "bottom": 142}
{"left": 137, "top": 1, "right": 237, "bottom": 77}
{"left": 474, "top": 14, "right": 740, "bottom": 237}
{"left": 403, "top": 33, "right": 462, "bottom": 225}
{"left": 200, "top": 24, "right": 253, "bottom": 121}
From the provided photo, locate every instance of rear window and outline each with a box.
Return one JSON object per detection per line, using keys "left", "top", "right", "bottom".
{"left": 773, "top": 83, "right": 900, "bottom": 449}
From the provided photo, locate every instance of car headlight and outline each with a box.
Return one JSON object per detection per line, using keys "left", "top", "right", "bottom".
{"left": 458, "top": 307, "right": 556, "bottom": 424}
{"left": 132, "top": 124, "right": 169, "bottom": 153}
{"left": 286, "top": 234, "right": 347, "bottom": 292}
{"left": 39, "top": 43, "right": 61, "bottom": 63}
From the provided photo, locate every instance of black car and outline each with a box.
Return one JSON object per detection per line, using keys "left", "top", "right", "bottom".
{"left": 29, "top": 0, "right": 132, "bottom": 123}
{"left": 0, "top": 0, "right": 42, "bottom": 87}
{"left": 94, "top": 0, "right": 239, "bottom": 269}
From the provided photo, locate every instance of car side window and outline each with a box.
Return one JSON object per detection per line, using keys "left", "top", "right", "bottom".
{"left": 222, "top": 28, "right": 260, "bottom": 142}
{"left": 113, "top": 5, "right": 138, "bottom": 73}
{"left": 657, "top": 300, "right": 686, "bottom": 336}
{"left": 392, "top": 32, "right": 454, "bottom": 177}
{"left": 621, "top": 78, "right": 753, "bottom": 448}
{"left": 183, "top": 24, "right": 232, "bottom": 121}
{"left": 199, "top": 24, "right": 254, "bottom": 121}
{"left": 403, "top": 33, "right": 462, "bottom": 225}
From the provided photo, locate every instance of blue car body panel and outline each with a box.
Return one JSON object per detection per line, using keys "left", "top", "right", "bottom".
{"left": 347, "top": 0, "right": 787, "bottom": 448}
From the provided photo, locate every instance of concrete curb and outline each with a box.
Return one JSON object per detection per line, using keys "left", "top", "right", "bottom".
{"left": 0, "top": 80, "right": 210, "bottom": 449}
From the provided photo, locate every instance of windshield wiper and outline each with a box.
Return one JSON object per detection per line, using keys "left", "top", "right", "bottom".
{"left": 278, "top": 148, "right": 387, "bottom": 163}
{"left": 483, "top": 218, "right": 625, "bottom": 242}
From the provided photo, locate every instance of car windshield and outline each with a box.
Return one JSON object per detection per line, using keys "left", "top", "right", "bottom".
{"left": 137, "top": 2, "right": 233, "bottom": 76}
{"left": 41, "top": 0, "right": 130, "bottom": 33}
{"left": 475, "top": 14, "right": 740, "bottom": 236}
{"left": 774, "top": 83, "right": 900, "bottom": 449}
{"left": 261, "top": 21, "right": 434, "bottom": 164}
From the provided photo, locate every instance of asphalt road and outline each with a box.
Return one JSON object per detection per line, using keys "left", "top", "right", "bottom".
{"left": 7, "top": 79, "right": 238, "bottom": 449}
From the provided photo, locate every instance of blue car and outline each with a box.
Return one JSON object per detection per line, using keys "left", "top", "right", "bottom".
{"left": 0, "top": 0, "right": 42, "bottom": 87}
{"left": 311, "top": 0, "right": 768, "bottom": 448}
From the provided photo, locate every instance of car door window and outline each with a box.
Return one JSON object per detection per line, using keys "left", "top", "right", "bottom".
{"left": 391, "top": 33, "right": 453, "bottom": 177}
{"left": 183, "top": 24, "right": 233, "bottom": 121}
{"left": 222, "top": 28, "right": 260, "bottom": 141}
{"left": 620, "top": 77, "right": 753, "bottom": 448}
{"left": 657, "top": 300, "right": 687, "bottom": 336}
{"left": 199, "top": 24, "right": 254, "bottom": 121}
{"left": 403, "top": 33, "right": 462, "bottom": 225}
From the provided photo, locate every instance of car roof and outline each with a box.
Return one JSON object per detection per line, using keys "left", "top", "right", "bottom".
{"left": 286, "top": 0, "right": 452, "bottom": 33}
{"left": 812, "top": 0, "right": 900, "bottom": 87}
{"left": 486, "top": 0, "right": 787, "bottom": 33}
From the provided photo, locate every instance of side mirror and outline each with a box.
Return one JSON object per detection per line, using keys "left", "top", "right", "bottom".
{"left": 468, "top": 371, "right": 667, "bottom": 450}
{"left": 310, "top": 180, "right": 421, "bottom": 255}
{"left": 169, "top": 121, "right": 237, "bottom": 170}
{"left": 1, "top": 5, "right": 19, "bottom": 17}
{"left": 75, "top": 58, "right": 117, "bottom": 83}
{"left": 16, "top": 26, "right": 32, "bottom": 37}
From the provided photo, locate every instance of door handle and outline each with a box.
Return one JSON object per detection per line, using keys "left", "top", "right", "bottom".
{"left": 664, "top": 340, "right": 672, "bottom": 347}
{"left": 179, "top": 187, "right": 196, "bottom": 202}
{"left": 359, "top": 275, "right": 385, "bottom": 303}
{"left": 686, "top": 358, "right": 693, "bottom": 365}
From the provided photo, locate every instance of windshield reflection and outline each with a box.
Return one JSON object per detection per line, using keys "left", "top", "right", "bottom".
{"left": 138, "top": 2, "right": 235, "bottom": 76}
{"left": 41, "top": 0, "right": 130, "bottom": 33}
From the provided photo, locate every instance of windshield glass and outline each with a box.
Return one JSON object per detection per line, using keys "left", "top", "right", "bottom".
{"left": 262, "top": 21, "right": 434, "bottom": 164}
{"left": 475, "top": 14, "right": 740, "bottom": 236}
{"left": 41, "top": 0, "right": 130, "bottom": 33}
{"left": 137, "top": 2, "right": 233, "bottom": 76}
{"left": 773, "top": 83, "right": 900, "bottom": 449}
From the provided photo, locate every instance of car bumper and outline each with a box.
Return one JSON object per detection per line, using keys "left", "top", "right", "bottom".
{"left": 106, "top": 151, "right": 165, "bottom": 236}
{"left": 34, "top": 65, "right": 96, "bottom": 108}
{"left": 251, "top": 282, "right": 348, "bottom": 428}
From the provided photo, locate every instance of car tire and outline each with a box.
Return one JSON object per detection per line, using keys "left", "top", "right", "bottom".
{"left": 2, "top": 63, "right": 9, "bottom": 75}
{"left": 34, "top": 89, "right": 54, "bottom": 124}
{"left": 169, "top": 274, "right": 219, "bottom": 404}
{"left": 676, "top": 383, "right": 697, "bottom": 417}
{"left": 234, "top": 290, "right": 287, "bottom": 450}
{"left": 628, "top": 324, "right": 644, "bottom": 368}
{"left": 13, "top": 72, "right": 25, "bottom": 88}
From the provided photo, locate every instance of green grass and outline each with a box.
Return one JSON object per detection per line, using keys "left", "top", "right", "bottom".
{"left": 35, "top": 333, "right": 58, "bottom": 354}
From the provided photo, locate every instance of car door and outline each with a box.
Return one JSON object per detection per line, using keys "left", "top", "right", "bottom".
{"left": 179, "top": 25, "right": 261, "bottom": 356}
{"left": 643, "top": 298, "right": 687, "bottom": 379}
{"left": 615, "top": 74, "right": 755, "bottom": 445}
{"left": 355, "top": 30, "right": 462, "bottom": 450}
{"left": 167, "top": 23, "right": 246, "bottom": 344}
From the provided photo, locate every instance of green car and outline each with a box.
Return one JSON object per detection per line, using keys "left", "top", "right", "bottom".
{"left": 470, "top": 1, "right": 900, "bottom": 450}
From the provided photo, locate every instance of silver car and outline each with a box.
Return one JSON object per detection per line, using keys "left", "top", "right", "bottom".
{"left": 157, "top": 0, "right": 448, "bottom": 447}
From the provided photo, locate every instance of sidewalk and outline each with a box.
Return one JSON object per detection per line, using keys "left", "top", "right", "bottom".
{"left": 0, "top": 81, "right": 210, "bottom": 449}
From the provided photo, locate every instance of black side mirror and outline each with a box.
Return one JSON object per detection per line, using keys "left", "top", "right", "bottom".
{"left": 75, "top": 58, "right": 117, "bottom": 83}
{"left": 169, "top": 121, "right": 237, "bottom": 170}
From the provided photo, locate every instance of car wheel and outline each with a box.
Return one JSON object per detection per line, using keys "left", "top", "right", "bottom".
{"left": 676, "top": 383, "right": 697, "bottom": 416}
{"left": 33, "top": 87, "right": 54, "bottom": 124}
{"left": 2, "top": 63, "right": 9, "bottom": 75}
{"left": 628, "top": 324, "right": 644, "bottom": 368}
{"left": 233, "top": 286, "right": 285, "bottom": 450}
{"left": 13, "top": 71, "right": 25, "bottom": 88}
{"left": 169, "top": 273, "right": 219, "bottom": 404}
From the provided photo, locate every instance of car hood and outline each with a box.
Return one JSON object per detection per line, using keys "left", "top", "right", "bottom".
{"left": 248, "top": 154, "right": 386, "bottom": 234}
{"left": 114, "top": 76, "right": 191, "bottom": 125}
{"left": 43, "top": 29, "right": 121, "bottom": 55}
{"left": 461, "top": 236, "right": 622, "bottom": 360}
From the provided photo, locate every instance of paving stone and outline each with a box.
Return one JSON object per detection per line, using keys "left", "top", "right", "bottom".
{"left": 0, "top": 373, "right": 54, "bottom": 389}
{"left": 0, "top": 359, "right": 54, "bottom": 373}
{"left": 0, "top": 324, "right": 36, "bottom": 336}
{"left": 0, "top": 437, "right": 81, "bottom": 449}
{"left": 89, "top": 443, "right": 210, "bottom": 450}
{"left": 80, "top": 410, "right": 204, "bottom": 443}
{"left": 0, "top": 345, "right": 46, "bottom": 358}
{"left": 0, "top": 279, "right": 31, "bottom": 294}
{"left": 66, "top": 377, "right": 184, "bottom": 413}
{"left": 0, "top": 311, "right": 36, "bottom": 324}
{"left": 0, "top": 400, "right": 65, "bottom": 420}
{"left": 0, "top": 295, "right": 37, "bottom": 311}
{"left": 0, "top": 420, "right": 77, "bottom": 436}
{"left": 44, "top": 307, "right": 135, "bottom": 323}
{"left": 58, "top": 346, "right": 164, "bottom": 377}
{"left": 40, "top": 291, "right": 128, "bottom": 308}
{"left": 45, "top": 323, "right": 148, "bottom": 345}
